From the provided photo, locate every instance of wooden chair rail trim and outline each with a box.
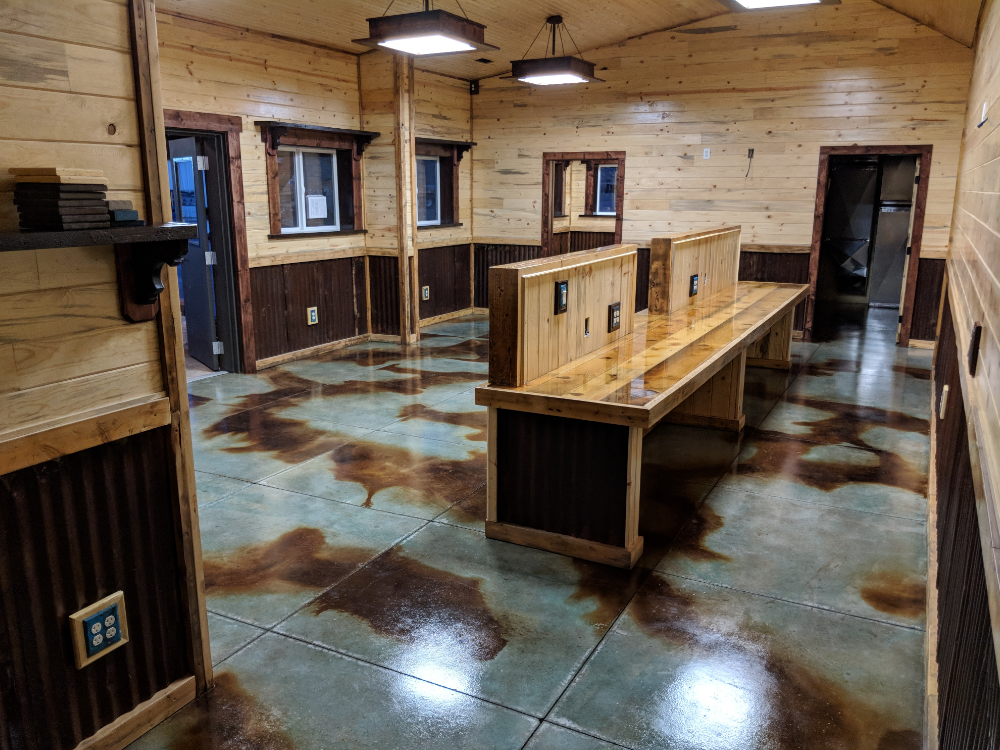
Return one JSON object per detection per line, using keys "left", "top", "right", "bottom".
{"left": 73, "top": 675, "right": 195, "bottom": 750}
{"left": 662, "top": 225, "right": 740, "bottom": 243}
{"left": 0, "top": 395, "right": 171, "bottom": 475}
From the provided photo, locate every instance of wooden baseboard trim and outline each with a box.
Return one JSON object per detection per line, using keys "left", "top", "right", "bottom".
{"left": 472, "top": 307, "right": 489, "bottom": 314}
{"left": 75, "top": 675, "right": 195, "bottom": 750}
{"left": 792, "top": 330, "right": 805, "bottom": 341}
{"left": 419, "top": 308, "right": 477, "bottom": 327}
{"left": 486, "top": 521, "right": 643, "bottom": 569}
{"left": 0, "top": 395, "right": 171, "bottom": 475}
{"left": 256, "top": 334, "right": 370, "bottom": 369}
{"left": 663, "top": 411, "right": 746, "bottom": 432}
{"left": 910, "top": 339, "right": 935, "bottom": 350}
{"left": 369, "top": 333, "right": 403, "bottom": 343}
{"left": 746, "top": 356, "right": 793, "bottom": 370}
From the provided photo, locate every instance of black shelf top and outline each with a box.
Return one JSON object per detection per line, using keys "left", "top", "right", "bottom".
{"left": 0, "top": 223, "right": 197, "bottom": 253}
{"left": 254, "top": 121, "right": 381, "bottom": 140}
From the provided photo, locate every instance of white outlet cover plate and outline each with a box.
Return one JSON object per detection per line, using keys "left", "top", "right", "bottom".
{"left": 703, "top": 148, "right": 711, "bottom": 159}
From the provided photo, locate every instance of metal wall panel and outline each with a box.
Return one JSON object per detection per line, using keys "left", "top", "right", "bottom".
{"left": 935, "top": 292, "right": 1000, "bottom": 747}
{"left": 0, "top": 427, "right": 190, "bottom": 750}
{"left": 910, "top": 258, "right": 946, "bottom": 341}
{"left": 369, "top": 255, "right": 401, "bottom": 336}
{"left": 473, "top": 244, "right": 543, "bottom": 308}
{"left": 738, "top": 251, "right": 811, "bottom": 330}
{"left": 418, "top": 244, "right": 471, "bottom": 320}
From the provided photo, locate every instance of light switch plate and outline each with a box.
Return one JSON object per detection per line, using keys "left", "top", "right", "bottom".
{"left": 70, "top": 591, "right": 129, "bottom": 669}
{"left": 608, "top": 302, "right": 621, "bottom": 332}
{"left": 422, "top": 286, "right": 430, "bottom": 301}
{"left": 554, "top": 280, "right": 568, "bottom": 314}
{"left": 307, "top": 306, "right": 318, "bottom": 325}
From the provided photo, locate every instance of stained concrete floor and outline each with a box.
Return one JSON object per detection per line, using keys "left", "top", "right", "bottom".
{"left": 129, "top": 308, "right": 930, "bottom": 749}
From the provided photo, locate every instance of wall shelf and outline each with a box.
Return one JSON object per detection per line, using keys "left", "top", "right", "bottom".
{"left": 0, "top": 223, "right": 196, "bottom": 323}
{"left": 0, "top": 222, "right": 196, "bottom": 253}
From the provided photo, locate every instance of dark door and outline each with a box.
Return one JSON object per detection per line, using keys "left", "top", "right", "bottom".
{"left": 169, "top": 137, "right": 218, "bottom": 370}
{"left": 167, "top": 134, "right": 240, "bottom": 372}
{"left": 817, "top": 159, "right": 878, "bottom": 303}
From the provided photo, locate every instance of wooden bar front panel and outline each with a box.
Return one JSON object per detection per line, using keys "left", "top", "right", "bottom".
{"left": 649, "top": 226, "right": 741, "bottom": 315}
{"left": 495, "top": 409, "right": 629, "bottom": 546}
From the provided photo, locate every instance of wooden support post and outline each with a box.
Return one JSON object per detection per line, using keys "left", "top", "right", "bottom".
{"left": 664, "top": 350, "right": 747, "bottom": 432}
{"left": 747, "top": 309, "right": 794, "bottom": 370}
{"left": 393, "top": 54, "right": 419, "bottom": 343}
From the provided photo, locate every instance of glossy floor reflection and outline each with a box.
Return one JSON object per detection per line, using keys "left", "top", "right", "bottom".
{"left": 130, "top": 309, "right": 928, "bottom": 749}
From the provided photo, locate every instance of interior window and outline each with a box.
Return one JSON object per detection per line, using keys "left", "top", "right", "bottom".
{"left": 277, "top": 147, "right": 339, "bottom": 233}
{"left": 595, "top": 164, "right": 618, "bottom": 215}
{"left": 417, "top": 156, "right": 441, "bottom": 226}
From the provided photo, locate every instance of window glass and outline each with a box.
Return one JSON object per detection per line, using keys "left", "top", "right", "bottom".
{"left": 301, "top": 151, "right": 337, "bottom": 229}
{"left": 277, "top": 150, "right": 298, "bottom": 229}
{"left": 417, "top": 156, "right": 441, "bottom": 225}
{"left": 596, "top": 165, "right": 618, "bottom": 215}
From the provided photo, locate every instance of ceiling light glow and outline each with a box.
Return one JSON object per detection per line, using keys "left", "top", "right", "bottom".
{"left": 518, "top": 73, "right": 588, "bottom": 85}
{"left": 735, "top": 0, "right": 820, "bottom": 8}
{"left": 378, "top": 34, "right": 475, "bottom": 55}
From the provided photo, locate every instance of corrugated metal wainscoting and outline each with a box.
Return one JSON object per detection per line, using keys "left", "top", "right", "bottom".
{"left": 935, "top": 291, "right": 1000, "bottom": 747}
{"left": 0, "top": 426, "right": 190, "bottom": 750}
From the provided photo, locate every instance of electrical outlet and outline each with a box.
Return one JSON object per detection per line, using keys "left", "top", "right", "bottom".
{"left": 554, "top": 280, "right": 568, "bottom": 314}
{"left": 690, "top": 274, "right": 699, "bottom": 297}
{"left": 703, "top": 148, "right": 711, "bottom": 159}
{"left": 422, "top": 286, "right": 430, "bottom": 301}
{"left": 70, "top": 591, "right": 129, "bottom": 669}
{"left": 306, "top": 306, "right": 318, "bottom": 325}
{"left": 608, "top": 302, "right": 621, "bottom": 332}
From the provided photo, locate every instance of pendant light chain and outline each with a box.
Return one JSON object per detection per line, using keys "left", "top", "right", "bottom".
{"left": 521, "top": 19, "right": 549, "bottom": 60}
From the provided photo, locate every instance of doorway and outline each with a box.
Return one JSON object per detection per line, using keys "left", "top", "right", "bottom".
{"left": 541, "top": 151, "right": 625, "bottom": 257}
{"left": 166, "top": 131, "right": 241, "bottom": 376}
{"left": 806, "top": 146, "right": 931, "bottom": 345}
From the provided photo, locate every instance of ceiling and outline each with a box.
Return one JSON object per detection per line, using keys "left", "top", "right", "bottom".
{"left": 155, "top": 0, "right": 984, "bottom": 81}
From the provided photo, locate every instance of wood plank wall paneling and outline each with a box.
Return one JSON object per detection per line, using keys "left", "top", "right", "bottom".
{"left": 0, "top": 5, "right": 165, "bottom": 438}
{"left": 909, "top": 257, "right": 946, "bottom": 340}
{"left": 413, "top": 70, "right": 473, "bottom": 249}
{"left": 368, "top": 255, "right": 401, "bottom": 335}
{"left": 473, "top": 244, "right": 543, "bottom": 308}
{"left": 155, "top": 11, "right": 366, "bottom": 267}
{"left": 933, "top": 293, "right": 1000, "bottom": 742}
{"left": 418, "top": 244, "right": 471, "bottom": 320}
{"left": 738, "top": 250, "right": 811, "bottom": 329}
{"left": 360, "top": 53, "right": 400, "bottom": 253}
{"left": 946, "top": 0, "right": 1000, "bottom": 552}
{"left": 472, "top": 1, "right": 973, "bottom": 257}
{"left": 249, "top": 259, "right": 366, "bottom": 360}
{"left": 0, "top": 427, "right": 189, "bottom": 750}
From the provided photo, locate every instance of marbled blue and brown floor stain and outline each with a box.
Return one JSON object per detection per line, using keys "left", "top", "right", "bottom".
{"left": 130, "top": 311, "right": 929, "bottom": 749}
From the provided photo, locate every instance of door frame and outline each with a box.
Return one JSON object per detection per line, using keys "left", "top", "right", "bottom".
{"left": 806, "top": 144, "right": 932, "bottom": 346}
{"left": 163, "top": 109, "right": 256, "bottom": 372}
{"left": 541, "top": 151, "right": 625, "bottom": 257}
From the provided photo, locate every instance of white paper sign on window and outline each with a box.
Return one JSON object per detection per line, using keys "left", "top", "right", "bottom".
{"left": 306, "top": 194, "right": 328, "bottom": 220}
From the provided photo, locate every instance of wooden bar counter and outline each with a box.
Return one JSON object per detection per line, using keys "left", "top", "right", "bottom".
{"left": 476, "top": 237, "right": 807, "bottom": 569}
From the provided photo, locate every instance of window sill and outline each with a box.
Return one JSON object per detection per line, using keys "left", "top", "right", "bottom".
{"left": 267, "top": 229, "right": 368, "bottom": 240}
{"left": 578, "top": 214, "right": 618, "bottom": 219}
{"left": 417, "top": 223, "right": 464, "bottom": 231}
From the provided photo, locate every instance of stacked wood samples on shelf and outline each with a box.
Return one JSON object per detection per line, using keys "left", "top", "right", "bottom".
{"left": 488, "top": 244, "right": 638, "bottom": 387}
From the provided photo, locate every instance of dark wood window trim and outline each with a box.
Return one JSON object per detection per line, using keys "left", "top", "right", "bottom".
{"left": 584, "top": 160, "right": 621, "bottom": 217}
{"left": 415, "top": 138, "right": 475, "bottom": 228}
{"left": 163, "top": 108, "right": 256, "bottom": 374}
{"left": 541, "top": 151, "right": 625, "bottom": 257}
{"left": 553, "top": 162, "right": 567, "bottom": 217}
{"left": 255, "top": 121, "right": 380, "bottom": 237}
{"left": 806, "top": 144, "right": 932, "bottom": 346}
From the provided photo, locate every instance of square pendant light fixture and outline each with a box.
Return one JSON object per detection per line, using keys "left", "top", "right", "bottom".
{"left": 734, "top": 0, "right": 819, "bottom": 7}
{"left": 508, "top": 16, "right": 604, "bottom": 86}
{"left": 353, "top": 8, "right": 498, "bottom": 57}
